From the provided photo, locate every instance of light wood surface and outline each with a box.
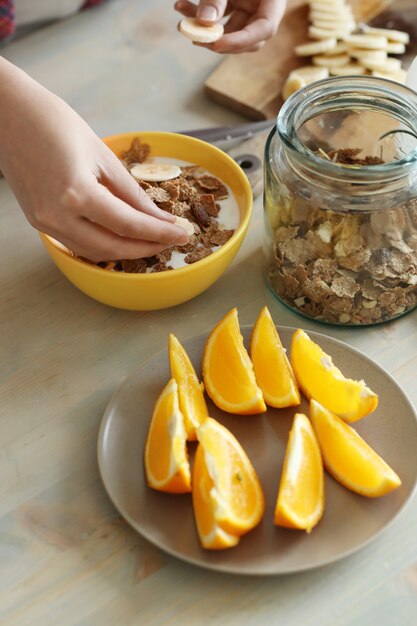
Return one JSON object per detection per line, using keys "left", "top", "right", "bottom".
{"left": 204, "top": 0, "right": 415, "bottom": 120}
{"left": 1, "top": 1, "right": 417, "bottom": 625}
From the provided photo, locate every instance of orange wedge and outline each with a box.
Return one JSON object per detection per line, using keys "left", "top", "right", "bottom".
{"left": 144, "top": 378, "right": 191, "bottom": 494}
{"left": 192, "top": 444, "right": 240, "bottom": 550}
{"left": 202, "top": 308, "right": 266, "bottom": 415}
{"left": 310, "top": 399, "right": 401, "bottom": 497}
{"left": 193, "top": 417, "right": 265, "bottom": 538}
{"left": 274, "top": 413, "right": 324, "bottom": 532}
{"left": 291, "top": 329, "right": 378, "bottom": 422}
{"left": 250, "top": 306, "right": 300, "bottom": 408}
{"left": 169, "top": 333, "right": 208, "bottom": 441}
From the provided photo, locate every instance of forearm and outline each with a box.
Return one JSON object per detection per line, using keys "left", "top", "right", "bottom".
{"left": 0, "top": 57, "right": 79, "bottom": 176}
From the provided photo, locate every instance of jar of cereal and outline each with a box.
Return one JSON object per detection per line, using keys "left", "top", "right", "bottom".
{"left": 264, "top": 76, "right": 417, "bottom": 325}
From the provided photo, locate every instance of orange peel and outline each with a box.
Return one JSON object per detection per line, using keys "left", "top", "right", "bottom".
{"left": 274, "top": 413, "right": 324, "bottom": 532}
{"left": 144, "top": 378, "right": 191, "bottom": 493}
{"left": 291, "top": 329, "right": 378, "bottom": 422}
{"left": 310, "top": 399, "right": 401, "bottom": 497}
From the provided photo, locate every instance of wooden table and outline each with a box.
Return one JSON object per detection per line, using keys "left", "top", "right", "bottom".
{"left": 1, "top": 1, "right": 417, "bottom": 624}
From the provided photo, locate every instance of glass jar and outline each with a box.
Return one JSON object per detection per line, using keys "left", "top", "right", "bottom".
{"left": 264, "top": 76, "right": 417, "bottom": 326}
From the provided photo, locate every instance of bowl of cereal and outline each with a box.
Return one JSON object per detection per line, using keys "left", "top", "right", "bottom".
{"left": 39, "top": 131, "right": 253, "bottom": 310}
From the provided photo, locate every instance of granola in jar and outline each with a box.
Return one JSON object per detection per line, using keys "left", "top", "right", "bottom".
{"left": 264, "top": 76, "right": 417, "bottom": 325}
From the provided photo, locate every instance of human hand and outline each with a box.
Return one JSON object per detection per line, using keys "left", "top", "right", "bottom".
{"left": 0, "top": 59, "right": 188, "bottom": 262}
{"left": 175, "top": 0, "right": 286, "bottom": 53}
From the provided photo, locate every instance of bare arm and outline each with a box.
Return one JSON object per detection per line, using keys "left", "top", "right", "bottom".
{"left": 0, "top": 58, "right": 188, "bottom": 261}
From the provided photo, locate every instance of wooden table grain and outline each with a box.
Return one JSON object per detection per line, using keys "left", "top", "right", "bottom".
{"left": 1, "top": 1, "right": 417, "bottom": 624}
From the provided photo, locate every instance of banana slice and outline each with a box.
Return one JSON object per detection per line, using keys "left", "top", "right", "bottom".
{"left": 360, "top": 25, "right": 410, "bottom": 45}
{"left": 329, "top": 63, "right": 367, "bottom": 76}
{"left": 349, "top": 48, "right": 387, "bottom": 62}
{"left": 312, "top": 19, "right": 356, "bottom": 32}
{"left": 283, "top": 66, "right": 330, "bottom": 100}
{"left": 310, "top": 3, "right": 352, "bottom": 16}
{"left": 373, "top": 69, "right": 407, "bottom": 84}
{"left": 291, "top": 66, "right": 330, "bottom": 80}
{"left": 313, "top": 53, "right": 350, "bottom": 68}
{"left": 309, "top": 25, "right": 355, "bottom": 40}
{"left": 174, "top": 216, "right": 194, "bottom": 237}
{"left": 310, "top": 0, "right": 348, "bottom": 8}
{"left": 310, "top": 9, "right": 353, "bottom": 22}
{"left": 323, "top": 41, "right": 348, "bottom": 55}
{"left": 295, "top": 38, "right": 337, "bottom": 56}
{"left": 179, "top": 17, "right": 224, "bottom": 43}
{"left": 360, "top": 57, "right": 402, "bottom": 73}
{"left": 130, "top": 163, "right": 181, "bottom": 182}
{"left": 385, "top": 42, "right": 406, "bottom": 54}
{"left": 345, "top": 35, "right": 388, "bottom": 50}
{"left": 282, "top": 75, "right": 306, "bottom": 100}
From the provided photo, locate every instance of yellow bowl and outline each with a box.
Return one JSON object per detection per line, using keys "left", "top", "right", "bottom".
{"left": 39, "top": 131, "right": 253, "bottom": 310}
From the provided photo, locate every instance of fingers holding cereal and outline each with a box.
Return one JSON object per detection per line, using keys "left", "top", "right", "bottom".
{"left": 79, "top": 184, "right": 189, "bottom": 250}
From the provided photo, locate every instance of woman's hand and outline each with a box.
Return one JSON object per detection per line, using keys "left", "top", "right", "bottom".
{"left": 175, "top": 0, "right": 286, "bottom": 53}
{"left": 0, "top": 59, "right": 188, "bottom": 262}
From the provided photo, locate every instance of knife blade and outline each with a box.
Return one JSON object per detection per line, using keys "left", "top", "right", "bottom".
{"left": 176, "top": 118, "right": 276, "bottom": 147}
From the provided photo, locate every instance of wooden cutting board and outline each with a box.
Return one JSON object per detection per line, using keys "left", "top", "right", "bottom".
{"left": 205, "top": 0, "right": 417, "bottom": 120}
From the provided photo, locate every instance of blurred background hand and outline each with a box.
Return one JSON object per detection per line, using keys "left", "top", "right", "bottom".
{"left": 175, "top": 0, "right": 287, "bottom": 53}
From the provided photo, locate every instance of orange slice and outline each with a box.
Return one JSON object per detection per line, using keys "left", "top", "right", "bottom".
{"left": 250, "top": 306, "right": 300, "bottom": 408}
{"left": 310, "top": 399, "right": 401, "bottom": 497}
{"left": 202, "top": 308, "right": 266, "bottom": 415}
{"left": 274, "top": 413, "right": 324, "bottom": 532}
{"left": 291, "top": 329, "right": 378, "bottom": 422}
{"left": 169, "top": 333, "right": 208, "bottom": 441}
{"left": 144, "top": 378, "right": 191, "bottom": 494}
{"left": 193, "top": 417, "right": 265, "bottom": 537}
{"left": 192, "top": 444, "right": 240, "bottom": 550}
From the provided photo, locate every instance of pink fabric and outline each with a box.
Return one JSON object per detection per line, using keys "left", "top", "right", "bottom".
{"left": 0, "top": 0, "right": 107, "bottom": 41}
{"left": 0, "top": 1, "right": 15, "bottom": 39}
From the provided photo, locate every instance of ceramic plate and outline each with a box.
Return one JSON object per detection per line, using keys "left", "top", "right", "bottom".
{"left": 97, "top": 327, "right": 417, "bottom": 575}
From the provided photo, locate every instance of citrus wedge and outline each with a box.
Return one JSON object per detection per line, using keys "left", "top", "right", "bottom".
{"left": 274, "top": 413, "right": 324, "bottom": 532}
{"left": 291, "top": 329, "right": 378, "bottom": 422}
{"left": 169, "top": 333, "right": 208, "bottom": 441}
{"left": 202, "top": 308, "right": 266, "bottom": 415}
{"left": 192, "top": 444, "right": 240, "bottom": 550}
{"left": 144, "top": 378, "right": 191, "bottom": 493}
{"left": 194, "top": 417, "right": 265, "bottom": 536}
{"left": 310, "top": 399, "right": 402, "bottom": 497}
{"left": 250, "top": 306, "right": 301, "bottom": 408}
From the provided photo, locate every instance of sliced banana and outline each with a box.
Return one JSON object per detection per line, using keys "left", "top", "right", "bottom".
{"left": 295, "top": 37, "right": 337, "bottom": 56}
{"left": 179, "top": 17, "right": 224, "bottom": 43}
{"left": 385, "top": 42, "right": 406, "bottom": 54}
{"left": 310, "top": 9, "right": 353, "bottom": 22}
{"left": 310, "top": 0, "right": 348, "bottom": 8}
{"left": 313, "top": 53, "right": 350, "bottom": 68}
{"left": 309, "top": 25, "right": 354, "bottom": 40}
{"left": 291, "top": 66, "right": 329, "bottom": 80}
{"left": 349, "top": 48, "right": 387, "bottom": 62}
{"left": 345, "top": 35, "right": 388, "bottom": 50}
{"left": 130, "top": 163, "right": 181, "bottom": 182}
{"left": 282, "top": 74, "right": 307, "bottom": 101}
{"left": 360, "top": 24, "right": 410, "bottom": 45}
{"left": 329, "top": 63, "right": 367, "bottom": 76}
{"left": 310, "top": 3, "right": 352, "bottom": 16}
{"left": 360, "top": 57, "right": 402, "bottom": 73}
{"left": 174, "top": 216, "right": 194, "bottom": 236}
{"left": 373, "top": 69, "right": 407, "bottom": 84}
{"left": 323, "top": 41, "right": 348, "bottom": 55}
{"left": 312, "top": 19, "right": 356, "bottom": 32}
